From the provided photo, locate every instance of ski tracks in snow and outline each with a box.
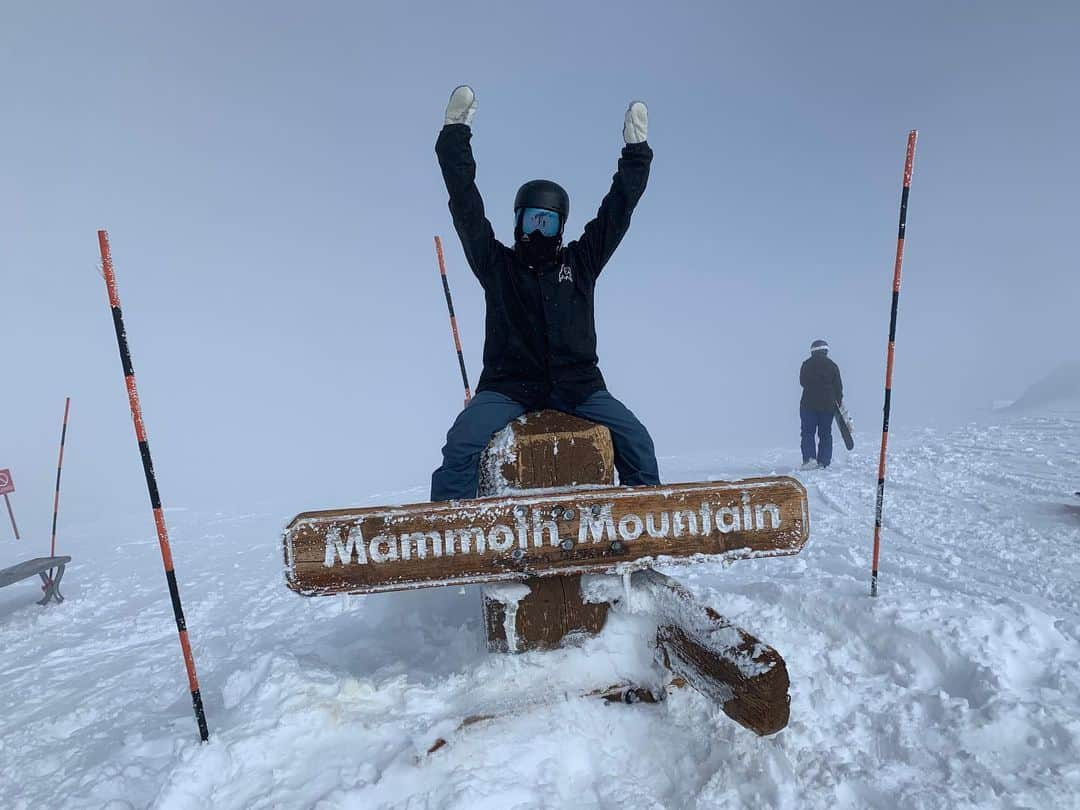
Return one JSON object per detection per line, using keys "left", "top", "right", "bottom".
{"left": 1, "top": 410, "right": 1079, "bottom": 808}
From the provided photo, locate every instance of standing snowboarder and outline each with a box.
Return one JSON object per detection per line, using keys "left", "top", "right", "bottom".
{"left": 799, "top": 339, "right": 844, "bottom": 470}
{"left": 431, "top": 85, "right": 660, "bottom": 501}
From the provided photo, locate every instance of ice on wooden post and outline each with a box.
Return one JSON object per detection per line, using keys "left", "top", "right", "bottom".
{"left": 481, "top": 582, "right": 532, "bottom": 653}
{"left": 480, "top": 410, "right": 615, "bottom": 653}
{"left": 479, "top": 410, "right": 616, "bottom": 495}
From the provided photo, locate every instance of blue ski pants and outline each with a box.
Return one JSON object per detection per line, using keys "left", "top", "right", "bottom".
{"left": 431, "top": 389, "right": 660, "bottom": 501}
{"left": 800, "top": 407, "right": 834, "bottom": 468}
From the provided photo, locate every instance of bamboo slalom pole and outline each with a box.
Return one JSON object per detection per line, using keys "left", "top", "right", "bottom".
{"left": 871, "top": 131, "right": 918, "bottom": 597}
{"left": 434, "top": 236, "right": 472, "bottom": 407}
{"left": 41, "top": 397, "right": 72, "bottom": 592}
{"left": 97, "top": 230, "right": 210, "bottom": 741}
{"left": 49, "top": 397, "right": 71, "bottom": 558}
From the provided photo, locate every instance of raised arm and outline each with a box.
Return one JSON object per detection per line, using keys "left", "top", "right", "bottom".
{"left": 570, "top": 101, "right": 653, "bottom": 280}
{"left": 435, "top": 86, "right": 498, "bottom": 283}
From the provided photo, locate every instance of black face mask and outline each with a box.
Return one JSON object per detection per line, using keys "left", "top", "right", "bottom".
{"left": 515, "top": 230, "right": 560, "bottom": 269}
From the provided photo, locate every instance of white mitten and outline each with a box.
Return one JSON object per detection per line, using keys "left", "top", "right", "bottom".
{"left": 623, "top": 100, "right": 648, "bottom": 144}
{"left": 444, "top": 85, "right": 477, "bottom": 127}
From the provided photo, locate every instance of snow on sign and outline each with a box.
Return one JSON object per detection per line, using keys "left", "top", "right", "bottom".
{"left": 284, "top": 478, "right": 810, "bottom": 596}
{"left": 0, "top": 469, "right": 13, "bottom": 495}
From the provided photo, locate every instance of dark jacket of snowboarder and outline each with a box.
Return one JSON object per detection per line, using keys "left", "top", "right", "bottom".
{"left": 800, "top": 350, "right": 843, "bottom": 411}
{"left": 435, "top": 124, "right": 652, "bottom": 411}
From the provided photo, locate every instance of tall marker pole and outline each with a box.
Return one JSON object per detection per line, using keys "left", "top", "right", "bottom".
{"left": 98, "top": 230, "right": 210, "bottom": 741}
{"left": 434, "top": 236, "right": 472, "bottom": 406}
{"left": 871, "top": 130, "right": 918, "bottom": 597}
{"left": 50, "top": 397, "right": 71, "bottom": 558}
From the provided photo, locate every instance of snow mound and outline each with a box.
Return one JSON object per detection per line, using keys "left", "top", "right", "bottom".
{"left": 1006, "top": 361, "right": 1080, "bottom": 413}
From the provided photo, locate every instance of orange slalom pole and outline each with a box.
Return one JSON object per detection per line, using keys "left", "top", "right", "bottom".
{"left": 871, "top": 131, "right": 918, "bottom": 597}
{"left": 49, "top": 397, "right": 71, "bottom": 558}
{"left": 434, "top": 236, "right": 473, "bottom": 407}
{"left": 98, "top": 230, "right": 209, "bottom": 741}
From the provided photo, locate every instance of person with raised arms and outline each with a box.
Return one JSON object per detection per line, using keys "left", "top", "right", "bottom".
{"left": 431, "top": 85, "right": 659, "bottom": 501}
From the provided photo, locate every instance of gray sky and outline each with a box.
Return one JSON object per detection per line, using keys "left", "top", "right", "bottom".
{"left": 2, "top": 1, "right": 1077, "bottom": 536}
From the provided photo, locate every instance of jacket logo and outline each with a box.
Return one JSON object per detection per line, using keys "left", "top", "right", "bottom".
{"left": 558, "top": 265, "right": 573, "bottom": 283}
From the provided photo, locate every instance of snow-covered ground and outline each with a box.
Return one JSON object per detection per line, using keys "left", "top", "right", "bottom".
{"left": 2, "top": 404, "right": 1078, "bottom": 809}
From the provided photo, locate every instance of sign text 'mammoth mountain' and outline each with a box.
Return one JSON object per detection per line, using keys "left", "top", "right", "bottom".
{"left": 284, "top": 478, "right": 809, "bottom": 596}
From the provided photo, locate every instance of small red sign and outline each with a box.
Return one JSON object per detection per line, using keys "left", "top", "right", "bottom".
{"left": 0, "top": 469, "right": 13, "bottom": 495}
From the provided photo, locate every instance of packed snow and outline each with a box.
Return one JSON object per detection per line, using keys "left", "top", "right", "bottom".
{"left": 1, "top": 402, "right": 1078, "bottom": 809}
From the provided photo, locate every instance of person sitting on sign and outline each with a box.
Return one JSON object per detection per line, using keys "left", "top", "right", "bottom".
{"left": 431, "top": 85, "right": 660, "bottom": 501}
{"left": 799, "top": 339, "right": 844, "bottom": 470}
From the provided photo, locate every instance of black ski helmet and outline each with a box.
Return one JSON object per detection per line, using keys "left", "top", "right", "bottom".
{"left": 810, "top": 339, "right": 829, "bottom": 353}
{"left": 514, "top": 180, "right": 569, "bottom": 225}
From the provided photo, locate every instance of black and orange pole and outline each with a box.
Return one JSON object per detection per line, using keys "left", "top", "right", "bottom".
{"left": 98, "top": 230, "right": 209, "bottom": 741}
{"left": 42, "top": 397, "right": 72, "bottom": 590}
{"left": 434, "top": 235, "right": 472, "bottom": 406}
{"left": 871, "top": 131, "right": 918, "bottom": 597}
{"left": 49, "top": 397, "right": 71, "bottom": 559}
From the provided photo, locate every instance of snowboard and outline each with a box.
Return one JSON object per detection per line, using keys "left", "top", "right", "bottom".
{"left": 835, "top": 401, "right": 855, "bottom": 451}
{"left": 284, "top": 477, "right": 810, "bottom": 597}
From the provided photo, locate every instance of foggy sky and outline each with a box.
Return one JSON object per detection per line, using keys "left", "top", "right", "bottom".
{"left": 2, "top": 1, "right": 1077, "bottom": 543}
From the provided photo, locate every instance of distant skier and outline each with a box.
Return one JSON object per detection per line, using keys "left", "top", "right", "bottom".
{"left": 799, "top": 339, "right": 844, "bottom": 470}
{"left": 431, "top": 85, "right": 660, "bottom": 500}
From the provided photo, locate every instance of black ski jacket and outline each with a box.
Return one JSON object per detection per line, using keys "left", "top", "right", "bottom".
{"left": 436, "top": 123, "right": 652, "bottom": 410}
{"left": 800, "top": 353, "right": 844, "bottom": 411}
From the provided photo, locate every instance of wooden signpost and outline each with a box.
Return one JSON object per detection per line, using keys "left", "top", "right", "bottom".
{"left": 478, "top": 411, "right": 619, "bottom": 652}
{"left": 284, "top": 477, "right": 808, "bottom": 597}
{"left": 283, "top": 411, "right": 812, "bottom": 738}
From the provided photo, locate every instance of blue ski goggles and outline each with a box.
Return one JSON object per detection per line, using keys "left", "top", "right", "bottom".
{"left": 517, "top": 207, "right": 562, "bottom": 238}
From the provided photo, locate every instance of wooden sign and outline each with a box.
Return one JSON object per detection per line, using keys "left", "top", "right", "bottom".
{"left": 638, "top": 569, "right": 790, "bottom": 736}
{"left": 284, "top": 477, "right": 809, "bottom": 597}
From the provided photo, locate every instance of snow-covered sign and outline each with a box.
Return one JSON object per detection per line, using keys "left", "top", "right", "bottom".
{"left": 284, "top": 477, "right": 810, "bottom": 596}
{"left": 0, "top": 469, "right": 13, "bottom": 495}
